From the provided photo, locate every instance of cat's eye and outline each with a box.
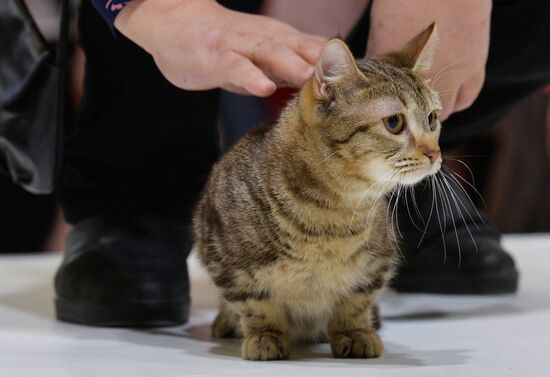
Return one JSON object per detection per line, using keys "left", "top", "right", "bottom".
{"left": 428, "top": 111, "right": 439, "bottom": 131}
{"left": 383, "top": 114, "right": 405, "bottom": 134}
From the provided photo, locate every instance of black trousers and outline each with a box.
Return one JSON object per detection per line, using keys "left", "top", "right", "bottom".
{"left": 60, "top": 1, "right": 221, "bottom": 223}
{"left": 60, "top": 0, "right": 550, "bottom": 224}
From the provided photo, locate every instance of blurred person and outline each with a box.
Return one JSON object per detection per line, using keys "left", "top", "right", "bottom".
{"left": 0, "top": 0, "right": 63, "bottom": 254}
{"left": 54, "top": 0, "right": 549, "bottom": 326}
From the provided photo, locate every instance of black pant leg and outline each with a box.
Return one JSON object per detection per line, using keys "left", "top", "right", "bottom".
{"left": 60, "top": 1, "right": 220, "bottom": 224}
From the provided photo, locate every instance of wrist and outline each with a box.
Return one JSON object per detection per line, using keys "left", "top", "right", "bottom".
{"left": 372, "top": 0, "right": 492, "bottom": 20}
{"left": 114, "top": 0, "right": 154, "bottom": 52}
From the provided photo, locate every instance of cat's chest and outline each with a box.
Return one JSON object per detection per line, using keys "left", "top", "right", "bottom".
{"left": 296, "top": 236, "right": 367, "bottom": 263}
{"left": 256, "top": 236, "right": 384, "bottom": 302}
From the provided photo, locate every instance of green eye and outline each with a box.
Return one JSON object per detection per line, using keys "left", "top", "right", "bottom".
{"left": 383, "top": 114, "right": 405, "bottom": 134}
{"left": 428, "top": 111, "right": 438, "bottom": 131}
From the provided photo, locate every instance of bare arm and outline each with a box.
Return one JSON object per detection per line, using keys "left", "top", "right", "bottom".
{"left": 114, "top": 0, "right": 327, "bottom": 97}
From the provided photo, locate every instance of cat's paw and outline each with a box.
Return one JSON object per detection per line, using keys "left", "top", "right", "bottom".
{"left": 241, "top": 331, "right": 291, "bottom": 360}
{"left": 212, "top": 310, "right": 241, "bottom": 338}
{"left": 330, "top": 330, "right": 383, "bottom": 358}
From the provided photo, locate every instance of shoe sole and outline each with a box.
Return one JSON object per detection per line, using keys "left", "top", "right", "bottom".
{"left": 392, "top": 268, "right": 519, "bottom": 294}
{"left": 55, "top": 298, "right": 189, "bottom": 327}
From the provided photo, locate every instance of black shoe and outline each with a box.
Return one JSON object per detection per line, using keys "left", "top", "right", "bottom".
{"left": 392, "top": 168, "right": 519, "bottom": 294}
{"left": 54, "top": 214, "right": 191, "bottom": 327}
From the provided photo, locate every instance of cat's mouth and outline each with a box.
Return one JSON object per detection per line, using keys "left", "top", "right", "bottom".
{"left": 394, "top": 161, "right": 442, "bottom": 185}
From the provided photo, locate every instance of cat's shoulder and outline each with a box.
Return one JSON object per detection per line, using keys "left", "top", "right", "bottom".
{"left": 217, "top": 119, "right": 279, "bottom": 171}
{"left": 226, "top": 119, "right": 279, "bottom": 157}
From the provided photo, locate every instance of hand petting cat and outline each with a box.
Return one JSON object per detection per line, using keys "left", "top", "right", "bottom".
{"left": 114, "top": 0, "right": 491, "bottom": 120}
{"left": 114, "top": 0, "right": 326, "bottom": 97}
{"left": 367, "top": 0, "right": 492, "bottom": 120}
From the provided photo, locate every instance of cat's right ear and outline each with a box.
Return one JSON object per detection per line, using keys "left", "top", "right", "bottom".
{"left": 313, "top": 39, "right": 365, "bottom": 100}
{"left": 393, "top": 22, "right": 438, "bottom": 73}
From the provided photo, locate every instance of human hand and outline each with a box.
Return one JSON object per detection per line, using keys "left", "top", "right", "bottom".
{"left": 114, "top": 0, "right": 326, "bottom": 97}
{"left": 366, "top": 0, "right": 492, "bottom": 120}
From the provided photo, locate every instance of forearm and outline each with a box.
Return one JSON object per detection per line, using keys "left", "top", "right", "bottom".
{"left": 262, "top": 0, "right": 369, "bottom": 38}
{"left": 368, "top": 0, "right": 492, "bottom": 55}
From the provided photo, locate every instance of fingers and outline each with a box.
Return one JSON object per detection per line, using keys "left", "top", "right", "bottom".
{"left": 229, "top": 29, "right": 324, "bottom": 89}
{"left": 253, "top": 40, "right": 315, "bottom": 88}
{"left": 438, "top": 69, "right": 485, "bottom": 120}
{"left": 221, "top": 52, "right": 277, "bottom": 97}
{"left": 293, "top": 35, "right": 327, "bottom": 65}
{"left": 217, "top": 12, "right": 325, "bottom": 92}
{"left": 193, "top": 10, "right": 326, "bottom": 96}
{"left": 453, "top": 69, "right": 485, "bottom": 112}
{"left": 439, "top": 90, "right": 456, "bottom": 121}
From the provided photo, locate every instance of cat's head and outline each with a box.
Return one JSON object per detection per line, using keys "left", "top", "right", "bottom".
{"left": 299, "top": 23, "right": 442, "bottom": 189}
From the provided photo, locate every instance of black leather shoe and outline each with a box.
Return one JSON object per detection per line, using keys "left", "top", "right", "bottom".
{"left": 54, "top": 215, "right": 191, "bottom": 326}
{"left": 392, "top": 167, "right": 519, "bottom": 294}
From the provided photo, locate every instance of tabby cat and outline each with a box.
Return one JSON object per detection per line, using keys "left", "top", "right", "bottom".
{"left": 193, "top": 23, "right": 442, "bottom": 360}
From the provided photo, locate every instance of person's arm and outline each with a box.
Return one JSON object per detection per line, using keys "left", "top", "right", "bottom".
{"left": 367, "top": 0, "right": 492, "bottom": 120}
{"left": 111, "top": 0, "right": 326, "bottom": 97}
{"left": 261, "top": 0, "right": 369, "bottom": 39}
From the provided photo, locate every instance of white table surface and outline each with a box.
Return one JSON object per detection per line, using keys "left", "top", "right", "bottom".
{"left": 0, "top": 234, "right": 549, "bottom": 377}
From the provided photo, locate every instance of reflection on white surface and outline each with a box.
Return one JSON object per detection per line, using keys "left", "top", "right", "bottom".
{"left": 0, "top": 234, "right": 548, "bottom": 376}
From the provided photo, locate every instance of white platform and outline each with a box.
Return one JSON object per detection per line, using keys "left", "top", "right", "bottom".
{"left": 0, "top": 234, "right": 549, "bottom": 377}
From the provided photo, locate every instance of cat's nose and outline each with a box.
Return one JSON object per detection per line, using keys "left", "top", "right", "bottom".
{"left": 424, "top": 149, "right": 441, "bottom": 164}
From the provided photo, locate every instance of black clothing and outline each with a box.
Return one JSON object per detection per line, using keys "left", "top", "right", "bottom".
{"left": 62, "top": 0, "right": 550, "bottom": 224}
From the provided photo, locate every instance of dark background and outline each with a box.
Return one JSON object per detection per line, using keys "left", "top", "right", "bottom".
{"left": 1, "top": 0, "right": 549, "bottom": 253}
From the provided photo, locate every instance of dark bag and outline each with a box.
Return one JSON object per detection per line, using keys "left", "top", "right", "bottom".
{"left": 0, "top": 0, "right": 69, "bottom": 194}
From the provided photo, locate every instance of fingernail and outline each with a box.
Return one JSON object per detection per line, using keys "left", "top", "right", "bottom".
{"left": 255, "top": 79, "right": 276, "bottom": 97}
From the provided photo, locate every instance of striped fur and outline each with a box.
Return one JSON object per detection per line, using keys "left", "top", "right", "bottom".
{"left": 193, "top": 24, "right": 441, "bottom": 360}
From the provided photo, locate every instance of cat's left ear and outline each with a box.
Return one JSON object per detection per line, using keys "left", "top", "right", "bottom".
{"left": 313, "top": 39, "right": 365, "bottom": 99}
{"left": 394, "top": 22, "right": 438, "bottom": 73}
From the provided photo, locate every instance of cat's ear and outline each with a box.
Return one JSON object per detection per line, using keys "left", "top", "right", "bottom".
{"left": 394, "top": 22, "right": 437, "bottom": 73}
{"left": 313, "top": 39, "right": 365, "bottom": 99}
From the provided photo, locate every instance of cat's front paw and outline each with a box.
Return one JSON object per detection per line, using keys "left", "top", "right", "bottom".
{"left": 241, "top": 331, "right": 291, "bottom": 361}
{"left": 330, "top": 330, "right": 383, "bottom": 358}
